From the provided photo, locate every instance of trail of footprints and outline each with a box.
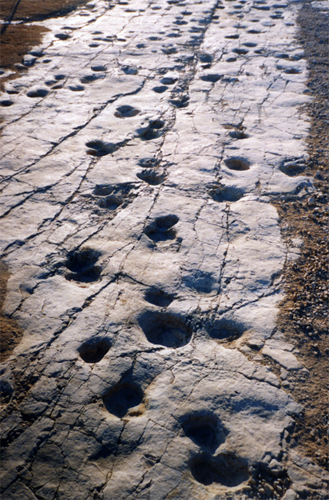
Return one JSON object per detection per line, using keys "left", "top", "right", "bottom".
{"left": 0, "top": 0, "right": 311, "bottom": 495}
{"left": 43, "top": 0, "right": 305, "bottom": 487}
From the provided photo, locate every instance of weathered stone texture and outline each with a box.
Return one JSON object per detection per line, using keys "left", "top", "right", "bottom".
{"left": 1, "top": 0, "right": 328, "bottom": 498}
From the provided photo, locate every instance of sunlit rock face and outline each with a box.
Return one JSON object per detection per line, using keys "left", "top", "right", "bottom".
{"left": 1, "top": 0, "right": 328, "bottom": 499}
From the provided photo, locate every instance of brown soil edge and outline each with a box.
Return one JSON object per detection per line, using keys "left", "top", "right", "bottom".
{"left": 0, "top": 0, "right": 89, "bottom": 93}
{"left": 274, "top": 0, "right": 329, "bottom": 476}
{"left": 0, "top": 263, "right": 23, "bottom": 362}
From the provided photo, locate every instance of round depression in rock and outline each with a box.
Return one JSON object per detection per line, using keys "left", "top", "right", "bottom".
{"left": 189, "top": 452, "right": 249, "bottom": 487}
{"left": 206, "top": 318, "right": 245, "bottom": 342}
{"left": 181, "top": 413, "right": 227, "bottom": 453}
{"left": 65, "top": 248, "right": 101, "bottom": 283}
{"left": 102, "top": 382, "right": 144, "bottom": 418}
{"left": 78, "top": 337, "right": 111, "bottom": 363}
{"left": 224, "top": 156, "right": 251, "bottom": 171}
{"left": 138, "top": 311, "right": 192, "bottom": 348}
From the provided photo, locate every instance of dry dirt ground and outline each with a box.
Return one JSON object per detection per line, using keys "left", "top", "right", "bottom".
{"left": 0, "top": 0, "right": 328, "bottom": 487}
{"left": 0, "top": 0, "right": 89, "bottom": 90}
{"left": 275, "top": 1, "right": 329, "bottom": 472}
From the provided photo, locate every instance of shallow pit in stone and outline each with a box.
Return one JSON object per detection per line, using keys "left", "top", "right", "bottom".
{"left": 199, "top": 53, "right": 213, "bottom": 63}
{"left": 189, "top": 452, "right": 249, "bottom": 486}
{"left": 233, "top": 47, "right": 249, "bottom": 55}
{"left": 114, "top": 105, "right": 140, "bottom": 118}
{"left": 80, "top": 74, "right": 104, "bottom": 84}
{"left": 137, "top": 169, "right": 166, "bottom": 186}
{"left": 91, "top": 65, "right": 107, "bottom": 72}
{"left": 27, "top": 88, "right": 48, "bottom": 98}
{"left": 170, "top": 94, "right": 189, "bottom": 108}
{"left": 69, "top": 84, "right": 85, "bottom": 92}
{"left": 86, "top": 140, "right": 116, "bottom": 156}
{"left": 200, "top": 73, "right": 222, "bottom": 83}
{"left": 144, "top": 288, "right": 174, "bottom": 307}
{"left": 65, "top": 248, "right": 101, "bottom": 283}
{"left": 160, "top": 77, "right": 177, "bottom": 85}
{"left": 138, "top": 311, "right": 192, "bottom": 348}
{"left": 0, "top": 100, "right": 14, "bottom": 106}
{"left": 97, "top": 195, "right": 122, "bottom": 210}
{"left": 55, "top": 33, "right": 70, "bottom": 40}
{"left": 209, "top": 185, "right": 244, "bottom": 203}
{"left": 122, "top": 65, "right": 138, "bottom": 75}
{"left": 280, "top": 161, "right": 306, "bottom": 177}
{"left": 93, "top": 185, "right": 114, "bottom": 196}
{"left": 228, "top": 129, "right": 248, "bottom": 139}
{"left": 181, "top": 413, "right": 227, "bottom": 453}
{"left": 224, "top": 156, "right": 250, "bottom": 171}
{"left": 78, "top": 337, "right": 111, "bottom": 363}
{"left": 102, "top": 382, "right": 143, "bottom": 418}
{"left": 144, "top": 214, "right": 179, "bottom": 242}
{"left": 150, "top": 119, "right": 165, "bottom": 130}
{"left": 138, "top": 120, "right": 165, "bottom": 141}
{"left": 243, "top": 42, "right": 257, "bottom": 48}
{"left": 152, "top": 85, "right": 168, "bottom": 93}
{"left": 138, "top": 157, "right": 159, "bottom": 168}
{"left": 206, "top": 318, "right": 245, "bottom": 342}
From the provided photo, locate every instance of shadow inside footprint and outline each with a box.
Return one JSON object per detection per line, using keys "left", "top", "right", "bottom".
{"left": 233, "top": 47, "right": 249, "bottom": 55}
{"left": 80, "top": 74, "right": 104, "bottom": 84}
{"left": 280, "top": 160, "right": 306, "bottom": 176}
{"left": 138, "top": 120, "right": 165, "bottom": 141}
{"left": 79, "top": 338, "right": 111, "bottom": 363}
{"left": 93, "top": 183, "right": 134, "bottom": 210}
{"left": 0, "top": 100, "right": 14, "bottom": 107}
{"left": 224, "top": 157, "right": 250, "bottom": 171}
{"left": 114, "top": 105, "right": 140, "bottom": 118}
{"left": 200, "top": 74, "right": 222, "bottom": 83}
{"left": 189, "top": 452, "right": 249, "bottom": 487}
{"left": 199, "top": 53, "right": 213, "bottom": 63}
{"left": 183, "top": 270, "right": 216, "bottom": 294}
{"left": 103, "top": 382, "right": 144, "bottom": 418}
{"left": 93, "top": 185, "right": 115, "bottom": 196}
{"left": 138, "top": 157, "right": 159, "bottom": 168}
{"left": 86, "top": 140, "right": 118, "bottom": 156}
{"left": 181, "top": 413, "right": 227, "bottom": 453}
{"left": 152, "top": 85, "right": 168, "bottom": 93}
{"left": 138, "top": 311, "right": 192, "bottom": 348}
{"left": 137, "top": 169, "right": 166, "bottom": 185}
{"left": 122, "top": 65, "right": 138, "bottom": 75}
{"left": 206, "top": 318, "right": 245, "bottom": 342}
{"left": 170, "top": 94, "right": 189, "bottom": 108}
{"left": 209, "top": 185, "right": 244, "bottom": 202}
{"left": 97, "top": 195, "right": 122, "bottom": 210}
{"left": 65, "top": 248, "right": 101, "bottom": 283}
{"left": 228, "top": 129, "right": 248, "bottom": 139}
{"left": 160, "top": 77, "right": 177, "bottom": 85}
{"left": 69, "top": 85, "right": 85, "bottom": 92}
{"left": 27, "top": 89, "right": 48, "bottom": 98}
{"left": 144, "top": 214, "right": 179, "bottom": 242}
{"left": 144, "top": 288, "right": 174, "bottom": 307}
{"left": 55, "top": 33, "right": 70, "bottom": 40}
{"left": 91, "top": 65, "right": 107, "bottom": 72}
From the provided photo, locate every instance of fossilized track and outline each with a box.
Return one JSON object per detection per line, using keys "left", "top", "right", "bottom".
{"left": 1, "top": 0, "right": 328, "bottom": 499}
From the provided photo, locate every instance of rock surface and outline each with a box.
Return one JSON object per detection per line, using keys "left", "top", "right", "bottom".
{"left": 0, "top": 0, "right": 328, "bottom": 498}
